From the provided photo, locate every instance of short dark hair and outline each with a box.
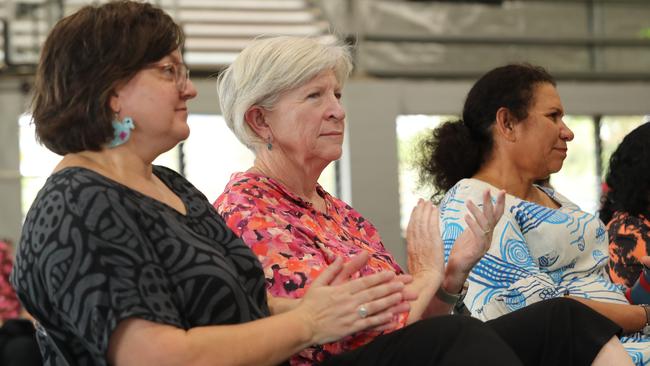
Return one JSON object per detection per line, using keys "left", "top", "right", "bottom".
{"left": 415, "top": 63, "right": 556, "bottom": 200}
{"left": 31, "top": 0, "right": 184, "bottom": 155}
{"left": 600, "top": 122, "right": 650, "bottom": 224}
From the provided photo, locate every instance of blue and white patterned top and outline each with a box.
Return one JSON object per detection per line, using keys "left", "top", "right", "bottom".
{"left": 440, "top": 178, "right": 650, "bottom": 365}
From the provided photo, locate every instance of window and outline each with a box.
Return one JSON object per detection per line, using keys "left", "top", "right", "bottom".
{"left": 549, "top": 116, "right": 597, "bottom": 213}
{"left": 181, "top": 114, "right": 338, "bottom": 204}
{"left": 19, "top": 113, "right": 339, "bottom": 217}
{"left": 19, "top": 114, "right": 61, "bottom": 217}
{"left": 600, "top": 116, "right": 648, "bottom": 178}
{"left": 19, "top": 114, "right": 180, "bottom": 217}
{"left": 396, "top": 114, "right": 617, "bottom": 234}
{"left": 396, "top": 114, "right": 455, "bottom": 233}
{"left": 183, "top": 114, "right": 255, "bottom": 203}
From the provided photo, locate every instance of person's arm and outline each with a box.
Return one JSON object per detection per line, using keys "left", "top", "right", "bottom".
{"left": 404, "top": 190, "right": 506, "bottom": 321}
{"left": 438, "top": 187, "right": 567, "bottom": 320}
{"left": 401, "top": 199, "right": 446, "bottom": 323}
{"left": 218, "top": 192, "right": 418, "bottom": 338}
{"left": 568, "top": 297, "right": 646, "bottom": 334}
{"left": 266, "top": 252, "right": 399, "bottom": 316}
{"left": 607, "top": 213, "right": 646, "bottom": 288}
{"left": 267, "top": 294, "right": 299, "bottom": 315}
{"left": 578, "top": 254, "right": 650, "bottom": 333}
{"left": 461, "top": 225, "right": 560, "bottom": 319}
{"left": 108, "top": 259, "right": 408, "bottom": 366}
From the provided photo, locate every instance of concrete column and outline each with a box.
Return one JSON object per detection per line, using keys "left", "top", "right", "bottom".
{"left": 341, "top": 80, "right": 405, "bottom": 266}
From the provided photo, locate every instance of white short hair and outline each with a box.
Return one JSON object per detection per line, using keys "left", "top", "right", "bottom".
{"left": 217, "top": 36, "right": 353, "bottom": 151}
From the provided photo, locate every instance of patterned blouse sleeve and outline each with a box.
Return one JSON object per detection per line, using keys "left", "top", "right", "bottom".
{"left": 607, "top": 212, "right": 648, "bottom": 288}
{"left": 12, "top": 181, "right": 183, "bottom": 359}
{"left": 439, "top": 183, "right": 568, "bottom": 320}
{"left": 216, "top": 194, "right": 327, "bottom": 300}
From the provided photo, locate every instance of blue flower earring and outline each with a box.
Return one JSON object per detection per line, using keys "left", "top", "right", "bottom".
{"left": 109, "top": 116, "right": 135, "bottom": 148}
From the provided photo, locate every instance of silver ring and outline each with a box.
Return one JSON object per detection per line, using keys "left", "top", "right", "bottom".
{"left": 357, "top": 305, "right": 369, "bottom": 319}
{"left": 482, "top": 229, "right": 491, "bottom": 236}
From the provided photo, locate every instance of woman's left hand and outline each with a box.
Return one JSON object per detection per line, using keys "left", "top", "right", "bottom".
{"left": 405, "top": 199, "right": 445, "bottom": 280}
{"left": 444, "top": 189, "right": 505, "bottom": 292}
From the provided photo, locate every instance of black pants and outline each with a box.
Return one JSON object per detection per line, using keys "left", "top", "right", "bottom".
{"left": 0, "top": 319, "right": 43, "bottom": 366}
{"left": 321, "top": 297, "right": 621, "bottom": 366}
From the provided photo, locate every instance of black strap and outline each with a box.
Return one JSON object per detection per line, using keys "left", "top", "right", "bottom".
{"left": 453, "top": 301, "right": 472, "bottom": 316}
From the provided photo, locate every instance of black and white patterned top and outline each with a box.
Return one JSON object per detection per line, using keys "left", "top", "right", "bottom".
{"left": 11, "top": 166, "right": 270, "bottom": 366}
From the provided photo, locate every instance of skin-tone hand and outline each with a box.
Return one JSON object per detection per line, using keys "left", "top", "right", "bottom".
{"left": 332, "top": 252, "right": 417, "bottom": 300}
{"left": 330, "top": 251, "right": 418, "bottom": 331}
{"left": 294, "top": 257, "right": 410, "bottom": 345}
{"left": 330, "top": 251, "right": 372, "bottom": 285}
{"left": 108, "top": 258, "right": 410, "bottom": 366}
{"left": 443, "top": 189, "right": 506, "bottom": 293}
{"left": 402, "top": 199, "right": 448, "bottom": 322}
{"left": 406, "top": 199, "right": 445, "bottom": 279}
{"left": 400, "top": 192, "right": 506, "bottom": 321}
{"left": 269, "top": 252, "right": 418, "bottom": 334}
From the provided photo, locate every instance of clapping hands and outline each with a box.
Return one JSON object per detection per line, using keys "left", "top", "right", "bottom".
{"left": 295, "top": 253, "right": 416, "bottom": 345}
{"left": 403, "top": 189, "right": 505, "bottom": 297}
{"left": 295, "top": 188, "right": 505, "bottom": 345}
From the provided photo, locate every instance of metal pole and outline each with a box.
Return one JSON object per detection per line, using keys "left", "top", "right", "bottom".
{"left": 594, "top": 115, "right": 603, "bottom": 198}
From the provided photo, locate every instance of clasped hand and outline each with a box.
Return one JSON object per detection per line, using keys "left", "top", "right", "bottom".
{"left": 295, "top": 252, "right": 417, "bottom": 345}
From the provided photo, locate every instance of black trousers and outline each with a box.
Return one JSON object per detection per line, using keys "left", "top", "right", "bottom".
{"left": 0, "top": 319, "right": 43, "bottom": 366}
{"left": 321, "top": 297, "right": 621, "bottom": 366}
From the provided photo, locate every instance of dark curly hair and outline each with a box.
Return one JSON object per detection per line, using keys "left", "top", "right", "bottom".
{"left": 599, "top": 122, "right": 650, "bottom": 224}
{"left": 31, "top": 0, "right": 184, "bottom": 155}
{"left": 415, "top": 63, "right": 555, "bottom": 202}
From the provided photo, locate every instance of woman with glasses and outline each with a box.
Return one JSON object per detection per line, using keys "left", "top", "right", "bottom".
{"left": 8, "top": 2, "right": 534, "bottom": 366}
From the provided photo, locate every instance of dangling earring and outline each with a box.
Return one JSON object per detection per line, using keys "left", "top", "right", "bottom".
{"left": 266, "top": 135, "right": 273, "bottom": 151}
{"left": 109, "top": 115, "right": 135, "bottom": 148}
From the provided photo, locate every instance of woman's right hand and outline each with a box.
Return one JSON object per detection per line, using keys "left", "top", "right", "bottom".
{"left": 294, "top": 257, "right": 410, "bottom": 345}
{"left": 445, "top": 189, "right": 506, "bottom": 281}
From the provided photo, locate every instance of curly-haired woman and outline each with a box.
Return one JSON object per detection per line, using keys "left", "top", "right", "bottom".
{"left": 600, "top": 123, "right": 650, "bottom": 289}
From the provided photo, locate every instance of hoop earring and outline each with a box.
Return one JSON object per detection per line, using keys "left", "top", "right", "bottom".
{"left": 109, "top": 116, "right": 135, "bottom": 148}
{"left": 266, "top": 135, "right": 273, "bottom": 151}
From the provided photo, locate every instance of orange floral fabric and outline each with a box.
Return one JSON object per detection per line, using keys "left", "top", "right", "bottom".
{"left": 215, "top": 172, "right": 407, "bottom": 365}
{"left": 608, "top": 211, "right": 650, "bottom": 288}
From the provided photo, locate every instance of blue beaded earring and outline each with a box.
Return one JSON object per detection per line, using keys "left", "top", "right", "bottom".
{"left": 266, "top": 135, "right": 273, "bottom": 150}
{"left": 109, "top": 116, "right": 135, "bottom": 148}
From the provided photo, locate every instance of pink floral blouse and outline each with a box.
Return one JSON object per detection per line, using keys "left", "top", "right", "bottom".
{"left": 0, "top": 240, "right": 20, "bottom": 321}
{"left": 215, "top": 172, "right": 407, "bottom": 365}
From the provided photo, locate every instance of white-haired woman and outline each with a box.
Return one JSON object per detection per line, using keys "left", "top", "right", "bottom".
{"left": 215, "top": 36, "right": 631, "bottom": 366}
{"left": 11, "top": 3, "right": 505, "bottom": 365}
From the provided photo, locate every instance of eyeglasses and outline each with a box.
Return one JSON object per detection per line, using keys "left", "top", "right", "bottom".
{"left": 145, "top": 62, "right": 190, "bottom": 92}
